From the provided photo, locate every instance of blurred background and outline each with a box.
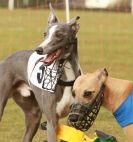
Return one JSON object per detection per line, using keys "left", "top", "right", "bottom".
{"left": 0, "top": 0, "right": 133, "bottom": 142}
{"left": 0, "top": 0, "right": 132, "bottom": 11}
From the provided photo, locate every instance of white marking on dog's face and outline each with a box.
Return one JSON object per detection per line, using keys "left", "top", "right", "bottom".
{"left": 56, "top": 62, "right": 75, "bottom": 118}
{"left": 38, "top": 25, "right": 57, "bottom": 48}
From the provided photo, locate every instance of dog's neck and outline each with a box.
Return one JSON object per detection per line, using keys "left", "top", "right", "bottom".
{"left": 56, "top": 45, "right": 81, "bottom": 118}
{"left": 103, "top": 77, "right": 133, "bottom": 113}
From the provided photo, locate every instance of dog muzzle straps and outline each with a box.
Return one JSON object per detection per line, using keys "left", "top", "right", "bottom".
{"left": 67, "top": 84, "right": 105, "bottom": 131}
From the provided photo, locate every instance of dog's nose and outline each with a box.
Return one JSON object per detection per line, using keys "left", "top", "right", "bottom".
{"left": 68, "top": 114, "right": 79, "bottom": 122}
{"left": 35, "top": 47, "right": 43, "bottom": 55}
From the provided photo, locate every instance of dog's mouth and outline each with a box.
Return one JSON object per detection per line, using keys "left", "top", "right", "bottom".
{"left": 40, "top": 48, "right": 62, "bottom": 65}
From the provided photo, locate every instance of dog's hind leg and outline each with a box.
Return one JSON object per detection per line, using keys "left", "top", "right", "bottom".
{"left": 0, "top": 76, "right": 13, "bottom": 121}
{"left": 13, "top": 90, "right": 42, "bottom": 142}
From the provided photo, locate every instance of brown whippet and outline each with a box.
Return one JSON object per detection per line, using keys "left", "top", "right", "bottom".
{"left": 0, "top": 4, "right": 81, "bottom": 142}
{"left": 73, "top": 68, "right": 133, "bottom": 142}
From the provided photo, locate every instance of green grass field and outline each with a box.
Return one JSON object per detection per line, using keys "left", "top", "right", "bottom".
{"left": 0, "top": 9, "right": 133, "bottom": 142}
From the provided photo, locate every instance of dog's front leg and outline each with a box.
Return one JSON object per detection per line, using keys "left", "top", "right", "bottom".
{"left": 32, "top": 89, "right": 58, "bottom": 142}
{"left": 45, "top": 100, "right": 58, "bottom": 142}
{"left": 47, "top": 117, "right": 58, "bottom": 142}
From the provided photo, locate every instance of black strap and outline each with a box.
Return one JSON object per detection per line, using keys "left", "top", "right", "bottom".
{"left": 57, "top": 79, "right": 75, "bottom": 86}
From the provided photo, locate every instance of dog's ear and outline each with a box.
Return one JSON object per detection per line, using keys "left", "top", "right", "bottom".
{"left": 68, "top": 16, "right": 80, "bottom": 26}
{"left": 48, "top": 3, "right": 58, "bottom": 25}
{"left": 68, "top": 16, "right": 80, "bottom": 33}
{"left": 98, "top": 68, "right": 108, "bottom": 83}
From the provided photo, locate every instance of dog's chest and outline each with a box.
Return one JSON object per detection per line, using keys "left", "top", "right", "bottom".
{"left": 56, "top": 62, "right": 75, "bottom": 117}
{"left": 27, "top": 52, "right": 59, "bottom": 93}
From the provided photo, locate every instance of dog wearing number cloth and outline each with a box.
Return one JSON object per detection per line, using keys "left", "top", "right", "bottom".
{"left": 0, "top": 4, "right": 81, "bottom": 142}
{"left": 73, "top": 68, "right": 133, "bottom": 142}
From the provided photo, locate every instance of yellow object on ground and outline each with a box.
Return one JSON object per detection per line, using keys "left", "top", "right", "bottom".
{"left": 57, "top": 124, "right": 97, "bottom": 142}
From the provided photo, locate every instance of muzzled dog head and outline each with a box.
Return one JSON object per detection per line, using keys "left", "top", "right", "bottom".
{"left": 73, "top": 68, "right": 108, "bottom": 104}
{"left": 67, "top": 68, "right": 108, "bottom": 131}
{"left": 36, "top": 4, "right": 80, "bottom": 65}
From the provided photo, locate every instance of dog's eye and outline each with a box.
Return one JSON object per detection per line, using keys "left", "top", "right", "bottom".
{"left": 72, "top": 90, "right": 75, "bottom": 98}
{"left": 44, "top": 32, "right": 47, "bottom": 37}
{"left": 55, "top": 32, "right": 63, "bottom": 38}
{"left": 83, "top": 90, "right": 92, "bottom": 98}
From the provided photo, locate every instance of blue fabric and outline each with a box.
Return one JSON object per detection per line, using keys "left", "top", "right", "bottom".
{"left": 113, "top": 91, "right": 133, "bottom": 128}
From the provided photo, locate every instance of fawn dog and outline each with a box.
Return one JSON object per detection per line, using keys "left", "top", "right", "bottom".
{"left": 73, "top": 68, "right": 133, "bottom": 142}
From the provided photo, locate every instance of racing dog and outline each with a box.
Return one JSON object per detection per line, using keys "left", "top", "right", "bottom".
{"left": 73, "top": 68, "right": 133, "bottom": 142}
{"left": 0, "top": 4, "right": 81, "bottom": 142}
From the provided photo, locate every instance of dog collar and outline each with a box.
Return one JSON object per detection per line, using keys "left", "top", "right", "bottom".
{"left": 67, "top": 84, "right": 105, "bottom": 131}
{"left": 113, "top": 91, "right": 133, "bottom": 127}
{"left": 57, "top": 79, "right": 75, "bottom": 87}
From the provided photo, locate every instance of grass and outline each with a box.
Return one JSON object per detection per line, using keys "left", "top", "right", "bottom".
{"left": 0, "top": 8, "right": 133, "bottom": 142}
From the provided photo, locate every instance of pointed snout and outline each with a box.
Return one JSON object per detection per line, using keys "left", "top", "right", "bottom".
{"left": 35, "top": 47, "right": 43, "bottom": 55}
{"left": 35, "top": 45, "right": 60, "bottom": 55}
{"left": 35, "top": 46, "right": 51, "bottom": 55}
{"left": 37, "top": 46, "right": 50, "bottom": 55}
